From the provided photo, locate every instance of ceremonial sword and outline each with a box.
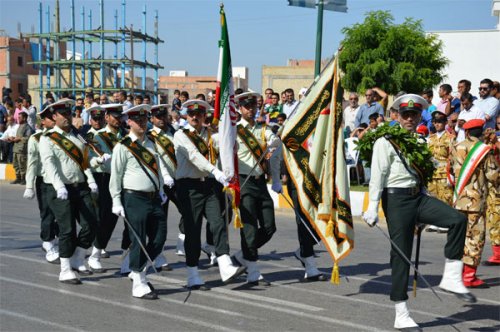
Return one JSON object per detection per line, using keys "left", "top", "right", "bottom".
{"left": 374, "top": 224, "right": 442, "bottom": 302}
{"left": 413, "top": 225, "right": 424, "bottom": 297}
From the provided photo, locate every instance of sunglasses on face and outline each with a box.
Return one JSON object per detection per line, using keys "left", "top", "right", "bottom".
{"left": 129, "top": 115, "right": 147, "bottom": 122}
{"left": 432, "top": 119, "right": 447, "bottom": 124}
{"left": 187, "top": 110, "right": 204, "bottom": 117}
{"left": 479, "top": 87, "right": 489, "bottom": 91}
{"left": 56, "top": 109, "right": 72, "bottom": 116}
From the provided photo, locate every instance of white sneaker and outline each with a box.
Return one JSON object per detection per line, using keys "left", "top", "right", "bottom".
{"left": 394, "top": 301, "right": 420, "bottom": 330}
{"left": 176, "top": 233, "right": 185, "bottom": 256}
{"left": 88, "top": 246, "right": 106, "bottom": 273}
{"left": 59, "top": 258, "right": 81, "bottom": 284}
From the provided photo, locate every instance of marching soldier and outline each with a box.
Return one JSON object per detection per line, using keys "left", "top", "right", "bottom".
{"left": 148, "top": 104, "right": 178, "bottom": 271}
{"left": 23, "top": 106, "right": 59, "bottom": 263}
{"left": 39, "top": 99, "right": 99, "bottom": 284}
{"left": 232, "top": 92, "right": 281, "bottom": 286}
{"left": 87, "top": 104, "right": 126, "bottom": 272}
{"left": 362, "top": 94, "right": 475, "bottom": 331}
{"left": 173, "top": 99, "right": 246, "bottom": 290}
{"left": 449, "top": 119, "right": 499, "bottom": 288}
{"left": 109, "top": 104, "right": 167, "bottom": 300}
{"left": 426, "top": 111, "right": 455, "bottom": 233}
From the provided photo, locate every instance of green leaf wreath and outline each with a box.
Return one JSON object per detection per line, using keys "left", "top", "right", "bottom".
{"left": 355, "top": 123, "right": 435, "bottom": 186}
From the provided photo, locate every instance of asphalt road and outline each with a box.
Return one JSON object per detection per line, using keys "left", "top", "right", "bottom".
{"left": 0, "top": 181, "right": 498, "bottom": 331}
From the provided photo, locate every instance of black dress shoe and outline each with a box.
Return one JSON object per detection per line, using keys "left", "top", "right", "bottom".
{"left": 187, "top": 284, "right": 211, "bottom": 291}
{"left": 156, "top": 265, "right": 173, "bottom": 272}
{"left": 147, "top": 282, "right": 155, "bottom": 292}
{"left": 248, "top": 278, "right": 271, "bottom": 287}
{"left": 73, "top": 268, "right": 93, "bottom": 276}
{"left": 137, "top": 292, "right": 158, "bottom": 300}
{"left": 60, "top": 279, "right": 82, "bottom": 285}
{"left": 101, "top": 251, "right": 110, "bottom": 259}
{"left": 223, "top": 266, "right": 247, "bottom": 284}
{"left": 305, "top": 274, "right": 328, "bottom": 282}
{"left": 482, "top": 260, "right": 500, "bottom": 266}
{"left": 89, "top": 267, "right": 107, "bottom": 273}
{"left": 439, "top": 287, "right": 477, "bottom": 303}
{"left": 399, "top": 327, "right": 422, "bottom": 332}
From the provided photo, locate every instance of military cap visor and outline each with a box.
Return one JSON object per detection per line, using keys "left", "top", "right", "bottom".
{"left": 124, "top": 104, "right": 151, "bottom": 116}
{"left": 182, "top": 100, "right": 212, "bottom": 113}
{"left": 151, "top": 104, "right": 170, "bottom": 116}
{"left": 101, "top": 104, "right": 124, "bottom": 116}
{"left": 391, "top": 94, "right": 428, "bottom": 114}
{"left": 42, "top": 100, "right": 75, "bottom": 114}
{"left": 235, "top": 92, "right": 261, "bottom": 107}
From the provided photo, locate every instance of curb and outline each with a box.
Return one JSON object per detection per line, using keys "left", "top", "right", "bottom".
{"left": 0, "top": 163, "right": 16, "bottom": 181}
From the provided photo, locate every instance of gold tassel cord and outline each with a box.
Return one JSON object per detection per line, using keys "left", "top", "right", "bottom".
{"left": 326, "top": 218, "right": 335, "bottom": 238}
{"left": 223, "top": 187, "right": 243, "bottom": 229}
{"left": 330, "top": 262, "right": 340, "bottom": 285}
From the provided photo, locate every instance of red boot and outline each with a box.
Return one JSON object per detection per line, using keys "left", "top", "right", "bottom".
{"left": 463, "top": 264, "right": 489, "bottom": 288}
{"left": 484, "top": 245, "right": 500, "bottom": 266}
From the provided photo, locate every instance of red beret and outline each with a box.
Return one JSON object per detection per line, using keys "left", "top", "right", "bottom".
{"left": 416, "top": 124, "right": 429, "bottom": 136}
{"left": 463, "top": 119, "right": 485, "bottom": 130}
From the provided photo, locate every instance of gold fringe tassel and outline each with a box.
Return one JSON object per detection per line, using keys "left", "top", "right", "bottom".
{"left": 330, "top": 262, "right": 340, "bottom": 285}
{"left": 326, "top": 218, "right": 335, "bottom": 237}
{"left": 223, "top": 187, "right": 243, "bottom": 229}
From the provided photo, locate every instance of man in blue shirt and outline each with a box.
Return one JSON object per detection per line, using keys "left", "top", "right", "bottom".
{"left": 451, "top": 80, "right": 477, "bottom": 114}
{"left": 354, "top": 89, "right": 384, "bottom": 128}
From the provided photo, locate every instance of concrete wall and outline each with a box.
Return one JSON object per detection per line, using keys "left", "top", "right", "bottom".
{"left": 262, "top": 65, "right": 314, "bottom": 96}
{"left": 429, "top": 27, "right": 500, "bottom": 102}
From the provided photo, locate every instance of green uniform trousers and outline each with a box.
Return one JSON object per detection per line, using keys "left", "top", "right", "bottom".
{"left": 381, "top": 190, "right": 467, "bottom": 302}
{"left": 122, "top": 191, "right": 166, "bottom": 272}
{"left": 46, "top": 183, "right": 97, "bottom": 258}
{"left": 12, "top": 152, "right": 27, "bottom": 178}
{"left": 35, "top": 177, "right": 58, "bottom": 242}
{"left": 287, "top": 180, "right": 319, "bottom": 258}
{"left": 176, "top": 178, "right": 228, "bottom": 267}
{"left": 239, "top": 174, "right": 276, "bottom": 262}
{"left": 92, "top": 172, "right": 119, "bottom": 250}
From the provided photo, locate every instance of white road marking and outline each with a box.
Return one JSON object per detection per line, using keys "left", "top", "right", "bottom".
{"left": 0, "top": 276, "right": 239, "bottom": 332}
{"left": 0, "top": 309, "right": 86, "bottom": 332}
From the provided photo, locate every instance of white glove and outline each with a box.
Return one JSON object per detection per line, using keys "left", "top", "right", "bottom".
{"left": 89, "top": 183, "right": 99, "bottom": 194}
{"left": 271, "top": 181, "right": 283, "bottom": 194}
{"left": 112, "top": 205, "right": 126, "bottom": 218}
{"left": 23, "top": 188, "right": 35, "bottom": 200}
{"left": 163, "top": 174, "right": 175, "bottom": 188}
{"left": 96, "top": 153, "right": 111, "bottom": 165}
{"left": 362, "top": 200, "right": 379, "bottom": 227}
{"left": 212, "top": 168, "right": 229, "bottom": 187}
{"left": 57, "top": 187, "right": 68, "bottom": 200}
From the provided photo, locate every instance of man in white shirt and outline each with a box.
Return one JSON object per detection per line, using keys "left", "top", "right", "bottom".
{"left": 474, "top": 78, "right": 499, "bottom": 129}
{"left": 343, "top": 92, "right": 360, "bottom": 132}
{"left": 456, "top": 93, "right": 485, "bottom": 142}
{"left": 282, "top": 88, "right": 299, "bottom": 118}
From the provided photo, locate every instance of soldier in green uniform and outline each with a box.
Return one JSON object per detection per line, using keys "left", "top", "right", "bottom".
{"left": 86, "top": 104, "right": 126, "bottom": 273}
{"left": 109, "top": 104, "right": 166, "bottom": 300}
{"left": 148, "top": 104, "right": 177, "bottom": 271}
{"left": 173, "top": 99, "right": 246, "bottom": 290}
{"left": 362, "top": 94, "right": 475, "bottom": 331}
{"left": 10, "top": 110, "right": 32, "bottom": 185}
{"left": 449, "top": 119, "right": 499, "bottom": 288}
{"left": 231, "top": 92, "right": 281, "bottom": 286}
{"left": 23, "top": 106, "right": 59, "bottom": 263}
{"left": 39, "top": 99, "right": 99, "bottom": 284}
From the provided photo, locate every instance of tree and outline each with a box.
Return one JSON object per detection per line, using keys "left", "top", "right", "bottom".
{"left": 338, "top": 11, "right": 447, "bottom": 95}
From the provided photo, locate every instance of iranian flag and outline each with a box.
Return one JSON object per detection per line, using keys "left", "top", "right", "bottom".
{"left": 214, "top": 5, "right": 242, "bottom": 228}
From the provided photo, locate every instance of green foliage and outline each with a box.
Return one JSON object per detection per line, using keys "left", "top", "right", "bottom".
{"left": 355, "top": 123, "right": 435, "bottom": 186}
{"left": 339, "top": 11, "right": 447, "bottom": 95}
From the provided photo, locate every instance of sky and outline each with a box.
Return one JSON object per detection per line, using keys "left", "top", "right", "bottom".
{"left": 0, "top": 0, "right": 498, "bottom": 91}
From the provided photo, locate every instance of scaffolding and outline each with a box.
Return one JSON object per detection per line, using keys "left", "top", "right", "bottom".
{"left": 23, "top": 0, "right": 164, "bottom": 110}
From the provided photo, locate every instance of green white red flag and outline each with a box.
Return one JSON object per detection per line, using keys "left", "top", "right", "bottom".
{"left": 214, "top": 5, "right": 242, "bottom": 228}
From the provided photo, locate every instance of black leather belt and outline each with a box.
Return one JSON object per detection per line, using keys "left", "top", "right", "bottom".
{"left": 385, "top": 187, "right": 420, "bottom": 196}
{"left": 124, "top": 189, "right": 158, "bottom": 199}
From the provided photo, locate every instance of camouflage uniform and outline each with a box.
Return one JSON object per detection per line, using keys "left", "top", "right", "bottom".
{"left": 483, "top": 129, "right": 500, "bottom": 247}
{"left": 427, "top": 131, "right": 454, "bottom": 206}
{"left": 450, "top": 136, "right": 499, "bottom": 266}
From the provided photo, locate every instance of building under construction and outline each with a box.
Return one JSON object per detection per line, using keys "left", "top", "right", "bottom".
{"left": 21, "top": 0, "right": 163, "bottom": 109}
